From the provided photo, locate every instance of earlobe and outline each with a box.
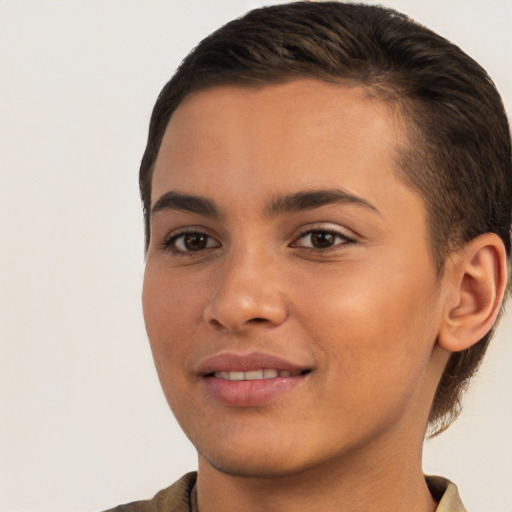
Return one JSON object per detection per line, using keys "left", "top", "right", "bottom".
{"left": 438, "top": 233, "right": 508, "bottom": 353}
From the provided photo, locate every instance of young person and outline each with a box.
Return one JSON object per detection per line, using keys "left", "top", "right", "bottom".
{"left": 106, "top": 2, "right": 511, "bottom": 511}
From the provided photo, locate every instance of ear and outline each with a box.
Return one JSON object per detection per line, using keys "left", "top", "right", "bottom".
{"left": 438, "top": 233, "right": 508, "bottom": 352}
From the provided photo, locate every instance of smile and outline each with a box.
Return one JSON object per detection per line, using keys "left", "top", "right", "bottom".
{"left": 213, "top": 369, "right": 302, "bottom": 380}
{"left": 197, "top": 353, "right": 312, "bottom": 406}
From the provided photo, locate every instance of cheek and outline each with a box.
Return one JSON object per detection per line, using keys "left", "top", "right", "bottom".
{"left": 142, "top": 263, "right": 203, "bottom": 339}
{"left": 142, "top": 270, "right": 201, "bottom": 423}
{"left": 293, "top": 260, "right": 441, "bottom": 379}
{"left": 142, "top": 267, "right": 196, "bottom": 384}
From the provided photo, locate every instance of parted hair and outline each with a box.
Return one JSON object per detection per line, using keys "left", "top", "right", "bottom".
{"left": 139, "top": 1, "right": 512, "bottom": 435}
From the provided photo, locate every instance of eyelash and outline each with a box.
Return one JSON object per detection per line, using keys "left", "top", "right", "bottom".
{"left": 161, "top": 227, "right": 356, "bottom": 256}
{"left": 161, "top": 229, "right": 220, "bottom": 256}
{"left": 290, "top": 228, "right": 355, "bottom": 252}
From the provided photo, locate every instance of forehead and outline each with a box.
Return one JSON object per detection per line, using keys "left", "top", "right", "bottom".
{"left": 152, "top": 79, "right": 410, "bottom": 210}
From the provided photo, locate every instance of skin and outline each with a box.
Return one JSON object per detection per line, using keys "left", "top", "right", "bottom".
{"left": 143, "top": 79, "right": 455, "bottom": 512}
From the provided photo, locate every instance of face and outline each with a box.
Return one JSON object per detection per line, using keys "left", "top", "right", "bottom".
{"left": 143, "top": 80, "right": 449, "bottom": 478}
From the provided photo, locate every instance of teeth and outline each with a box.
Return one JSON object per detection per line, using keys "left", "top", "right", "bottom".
{"left": 245, "top": 369, "right": 263, "bottom": 380}
{"left": 213, "top": 369, "right": 299, "bottom": 381}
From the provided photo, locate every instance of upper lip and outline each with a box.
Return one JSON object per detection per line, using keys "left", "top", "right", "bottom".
{"left": 196, "top": 351, "right": 311, "bottom": 376}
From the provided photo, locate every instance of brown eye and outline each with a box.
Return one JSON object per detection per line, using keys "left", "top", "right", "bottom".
{"left": 182, "top": 233, "right": 208, "bottom": 251}
{"left": 169, "top": 232, "right": 220, "bottom": 253}
{"left": 291, "top": 229, "right": 354, "bottom": 251}
{"left": 310, "top": 231, "right": 336, "bottom": 248}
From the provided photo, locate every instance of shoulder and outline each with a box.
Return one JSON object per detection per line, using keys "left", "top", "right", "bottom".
{"left": 426, "top": 475, "right": 467, "bottom": 512}
{"left": 102, "top": 472, "right": 197, "bottom": 512}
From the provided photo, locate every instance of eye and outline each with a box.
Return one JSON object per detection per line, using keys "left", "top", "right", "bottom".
{"left": 164, "top": 231, "right": 221, "bottom": 254}
{"left": 291, "top": 229, "right": 354, "bottom": 250}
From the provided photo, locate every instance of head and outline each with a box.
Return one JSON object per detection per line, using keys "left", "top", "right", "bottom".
{"left": 140, "top": 1, "right": 511, "bottom": 438}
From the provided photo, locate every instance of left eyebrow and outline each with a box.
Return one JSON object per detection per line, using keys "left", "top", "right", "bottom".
{"left": 266, "top": 189, "right": 380, "bottom": 217}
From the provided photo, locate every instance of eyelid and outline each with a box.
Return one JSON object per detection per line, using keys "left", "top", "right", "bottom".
{"left": 289, "top": 223, "right": 357, "bottom": 250}
{"left": 160, "top": 226, "right": 221, "bottom": 255}
{"left": 292, "top": 222, "right": 357, "bottom": 240}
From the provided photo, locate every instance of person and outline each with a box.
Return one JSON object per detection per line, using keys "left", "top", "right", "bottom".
{"left": 105, "top": 2, "right": 511, "bottom": 511}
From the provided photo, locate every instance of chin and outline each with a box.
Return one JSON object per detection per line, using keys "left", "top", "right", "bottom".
{"left": 195, "top": 430, "right": 340, "bottom": 481}
{"left": 202, "top": 450, "right": 316, "bottom": 480}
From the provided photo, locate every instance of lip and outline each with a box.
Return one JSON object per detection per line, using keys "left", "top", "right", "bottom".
{"left": 197, "top": 352, "right": 311, "bottom": 407}
{"left": 197, "top": 351, "right": 309, "bottom": 375}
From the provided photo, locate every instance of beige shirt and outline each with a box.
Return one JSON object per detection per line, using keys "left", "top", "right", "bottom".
{"left": 105, "top": 472, "right": 467, "bottom": 512}
{"left": 427, "top": 475, "right": 467, "bottom": 512}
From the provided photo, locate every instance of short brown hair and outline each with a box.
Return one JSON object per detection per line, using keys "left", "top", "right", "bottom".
{"left": 139, "top": 1, "right": 512, "bottom": 435}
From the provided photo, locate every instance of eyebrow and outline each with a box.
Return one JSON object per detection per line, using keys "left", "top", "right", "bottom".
{"left": 266, "top": 189, "right": 380, "bottom": 216}
{"left": 151, "top": 191, "right": 220, "bottom": 217}
{"left": 150, "top": 188, "right": 379, "bottom": 218}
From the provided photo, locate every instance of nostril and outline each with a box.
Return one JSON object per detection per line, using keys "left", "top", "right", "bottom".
{"left": 208, "top": 319, "right": 223, "bottom": 329}
{"left": 204, "top": 296, "right": 287, "bottom": 331}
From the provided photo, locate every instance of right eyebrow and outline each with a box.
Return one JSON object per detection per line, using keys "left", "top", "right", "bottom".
{"left": 151, "top": 191, "right": 220, "bottom": 218}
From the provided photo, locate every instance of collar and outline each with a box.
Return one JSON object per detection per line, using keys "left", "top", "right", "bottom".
{"left": 189, "top": 474, "right": 467, "bottom": 511}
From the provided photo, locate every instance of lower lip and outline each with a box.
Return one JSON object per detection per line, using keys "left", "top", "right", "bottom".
{"left": 202, "top": 375, "right": 306, "bottom": 407}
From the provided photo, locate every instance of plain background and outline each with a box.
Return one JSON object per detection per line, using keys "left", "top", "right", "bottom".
{"left": 1, "top": 1, "right": 511, "bottom": 511}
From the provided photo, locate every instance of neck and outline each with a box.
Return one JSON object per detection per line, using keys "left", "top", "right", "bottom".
{"left": 195, "top": 434, "right": 436, "bottom": 512}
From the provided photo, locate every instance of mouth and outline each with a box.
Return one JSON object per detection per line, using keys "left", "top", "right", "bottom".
{"left": 209, "top": 369, "right": 310, "bottom": 381}
{"left": 197, "top": 352, "right": 312, "bottom": 407}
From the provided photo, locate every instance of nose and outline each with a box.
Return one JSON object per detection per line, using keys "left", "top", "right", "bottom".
{"left": 203, "top": 248, "right": 288, "bottom": 333}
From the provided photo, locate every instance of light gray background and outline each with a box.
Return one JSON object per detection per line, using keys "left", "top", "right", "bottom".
{"left": 1, "top": 1, "right": 511, "bottom": 511}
